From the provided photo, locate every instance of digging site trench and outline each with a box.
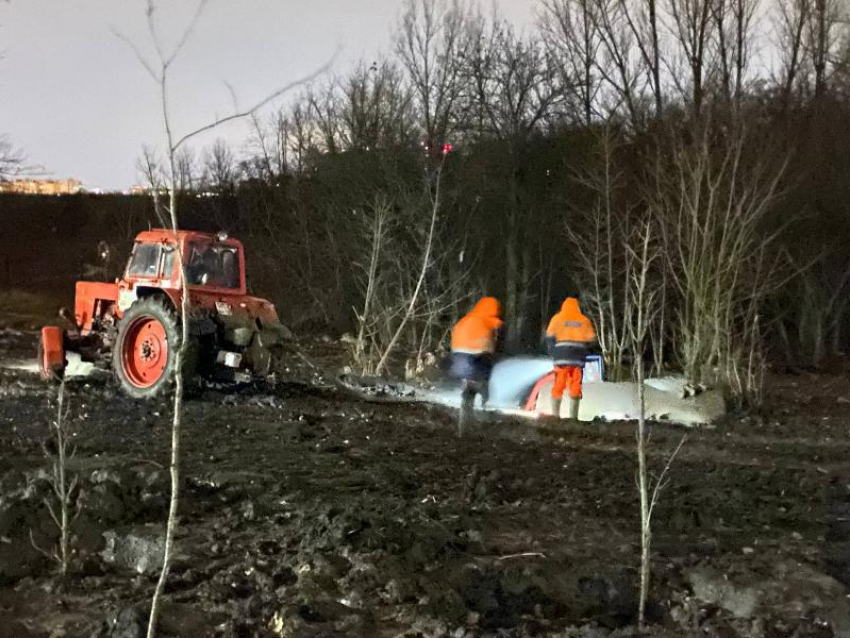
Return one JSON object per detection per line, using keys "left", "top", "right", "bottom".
{"left": 2, "top": 327, "right": 850, "bottom": 637}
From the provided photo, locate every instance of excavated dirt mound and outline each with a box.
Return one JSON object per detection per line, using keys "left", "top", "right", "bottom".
{"left": 2, "top": 332, "right": 850, "bottom": 637}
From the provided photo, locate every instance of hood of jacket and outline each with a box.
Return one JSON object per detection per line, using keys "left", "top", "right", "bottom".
{"left": 561, "top": 297, "right": 581, "bottom": 315}
{"left": 470, "top": 296, "right": 501, "bottom": 319}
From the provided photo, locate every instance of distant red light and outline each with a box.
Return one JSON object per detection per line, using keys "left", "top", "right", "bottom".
{"left": 442, "top": 143, "right": 453, "bottom": 155}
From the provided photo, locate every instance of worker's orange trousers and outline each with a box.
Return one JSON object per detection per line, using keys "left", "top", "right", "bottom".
{"left": 552, "top": 365, "right": 583, "bottom": 400}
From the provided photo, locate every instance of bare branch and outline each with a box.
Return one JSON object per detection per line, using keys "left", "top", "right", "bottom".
{"left": 648, "top": 434, "right": 688, "bottom": 517}
{"left": 165, "top": 0, "right": 212, "bottom": 68}
{"left": 172, "top": 54, "right": 339, "bottom": 152}
{"left": 111, "top": 28, "right": 160, "bottom": 81}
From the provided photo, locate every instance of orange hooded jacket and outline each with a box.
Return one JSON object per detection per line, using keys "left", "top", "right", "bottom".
{"left": 546, "top": 297, "right": 595, "bottom": 365}
{"left": 451, "top": 297, "right": 503, "bottom": 355}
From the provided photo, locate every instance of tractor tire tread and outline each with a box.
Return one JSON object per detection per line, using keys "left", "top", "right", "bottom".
{"left": 112, "top": 297, "right": 195, "bottom": 400}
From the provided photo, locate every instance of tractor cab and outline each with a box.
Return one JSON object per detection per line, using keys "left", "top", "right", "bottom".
{"left": 184, "top": 241, "right": 240, "bottom": 289}
{"left": 123, "top": 230, "right": 246, "bottom": 295}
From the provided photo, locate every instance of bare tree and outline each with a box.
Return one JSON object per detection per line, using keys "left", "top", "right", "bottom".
{"left": 712, "top": 0, "right": 759, "bottom": 109}
{"left": 834, "top": 24, "right": 850, "bottom": 93}
{"left": 667, "top": 0, "right": 715, "bottom": 117}
{"left": 284, "top": 101, "right": 318, "bottom": 174}
{"left": 201, "top": 138, "right": 236, "bottom": 194}
{"left": 308, "top": 63, "right": 414, "bottom": 156}
{"left": 115, "top": 3, "right": 332, "bottom": 635}
{"left": 352, "top": 194, "right": 396, "bottom": 371}
{"left": 337, "top": 59, "right": 415, "bottom": 152}
{"left": 375, "top": 159, "right": 445, "bottom": 375}
{"left": 565, "top": 128, "right": 695, "bottom": 627}
{"left": 346, "top": 155, "right": 472, "bottom": 377}
{"left": 625, "top": 217, "right": 687, "bottom": 630}
{"left": 462, "top": 14, "right": 564, "bottom": 346}
{"left": 613, "top": 0, "right": 664, "bottom": 118}
{"left": 246, "top": 100, "right": 320, "bottom": 180}
{"left": 0, "top": 134, "right": 25, "bottom": 180}
{"left": 776, "top": 0, "right": 811, "bottom": 106}
{"left": 807, "top": 0, "right": 841, "bottom": 97}
{"left": 591, "top": 0, "right": 648, "bottom": 124}
{"left": 174, "top": 146, "right": 197, "bottom": 192}
{"left": 245, "top": 112, "right": 280, "bottom": 181}
{"left": 408, "top": 236, "right": 477, "bottom": 376}
{"left": 308, "top": 83, "right": 343, "bottom": 153}
{"left": 463, "top": 16, "right": 564, "bottom": 140}
{"left": 540, "top": 0, "right": 607, "bottom": 125}
{"left": 565, "top": 127, "right": 634, "bottom": 379}
{"left": 626, "top": 216, "right": 656, "bottom": 631}
{"left": 775, "top": 0, "right": 843, "bottom": 102}
{"left": 651, "top": 125, "right": 788, "bottom": 405}
{"left": 31, "top": 380, "right": 81, "bottom": 576}
{"left": 396, "top": 0, "right": 472, "bottom": 151}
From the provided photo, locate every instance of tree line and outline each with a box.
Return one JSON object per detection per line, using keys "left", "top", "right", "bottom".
{"left": 139, "top": 0, "right": 850, "bottom": 403}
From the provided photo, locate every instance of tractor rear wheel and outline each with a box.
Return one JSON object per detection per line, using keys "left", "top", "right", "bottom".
{"left": 113, "top": 298, "right": 192, "bottom": 399}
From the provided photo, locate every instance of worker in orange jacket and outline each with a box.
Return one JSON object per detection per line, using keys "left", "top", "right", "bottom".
{"left": 450, "top": 297, "right": 504, "bottom": 433}
{"left": 545, "top": 296, "right": 596, "bottom": 419}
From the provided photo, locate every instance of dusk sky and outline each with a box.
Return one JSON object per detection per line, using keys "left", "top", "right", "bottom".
{"left": 0, "top": 1, "right": 533, "bottom": 192}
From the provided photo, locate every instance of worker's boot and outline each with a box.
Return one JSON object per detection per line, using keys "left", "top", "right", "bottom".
{"left": 458, "top": 383, "right": 476, "bottom": 437}
{"left": 480, "top": 384, "right": 490, "bottom": 409}
{"left": 550, "top": 398, "right": 562, "bottom": 419}
{"left": 568, "top": 397, "right": 581, "bottom": 420}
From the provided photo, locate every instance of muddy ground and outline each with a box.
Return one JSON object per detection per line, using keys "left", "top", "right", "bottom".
{"left": 2, "top": 328, "right": 850, "bottom": 637}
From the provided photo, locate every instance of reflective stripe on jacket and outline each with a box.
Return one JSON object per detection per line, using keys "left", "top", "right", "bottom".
{"left": 551, "top": 342, "right": 590, "bottom": 366}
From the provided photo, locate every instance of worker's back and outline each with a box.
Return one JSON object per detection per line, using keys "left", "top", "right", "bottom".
{"left": 547, "top": 298, "right": 595, "bottom": 343}
{"left": 546, "top": 298, "right": 595, "bottom": 366}
{"left": 451, "top": 297, "right": 503, "bottom": 354}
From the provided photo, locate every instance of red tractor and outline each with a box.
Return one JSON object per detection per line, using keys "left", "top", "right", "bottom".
{"left": 38, "top": 229, "right": 289, "bottom": 398}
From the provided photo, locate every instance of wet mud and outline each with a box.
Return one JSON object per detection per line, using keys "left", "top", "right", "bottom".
{"left": 2, "top": 328, "right": 850, "bottom": 637}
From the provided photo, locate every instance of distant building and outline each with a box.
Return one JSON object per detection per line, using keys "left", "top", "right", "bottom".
{"left": 0, "top": 178, "right": 83, "bottom": 195}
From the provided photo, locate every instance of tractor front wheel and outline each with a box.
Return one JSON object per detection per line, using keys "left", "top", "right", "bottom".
{"left": 113, "top": 298, "right": 191, "bottom": 399}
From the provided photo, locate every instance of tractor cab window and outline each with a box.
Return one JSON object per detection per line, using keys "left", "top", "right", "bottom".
{"left": 185, "top": 242, "right": 240, "bottom": 289}
{"left": 126, "top": 243, "right": 162, "bottom": 278}
{"left": 161, "top": 245, "right": 176, "bottom": 281}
